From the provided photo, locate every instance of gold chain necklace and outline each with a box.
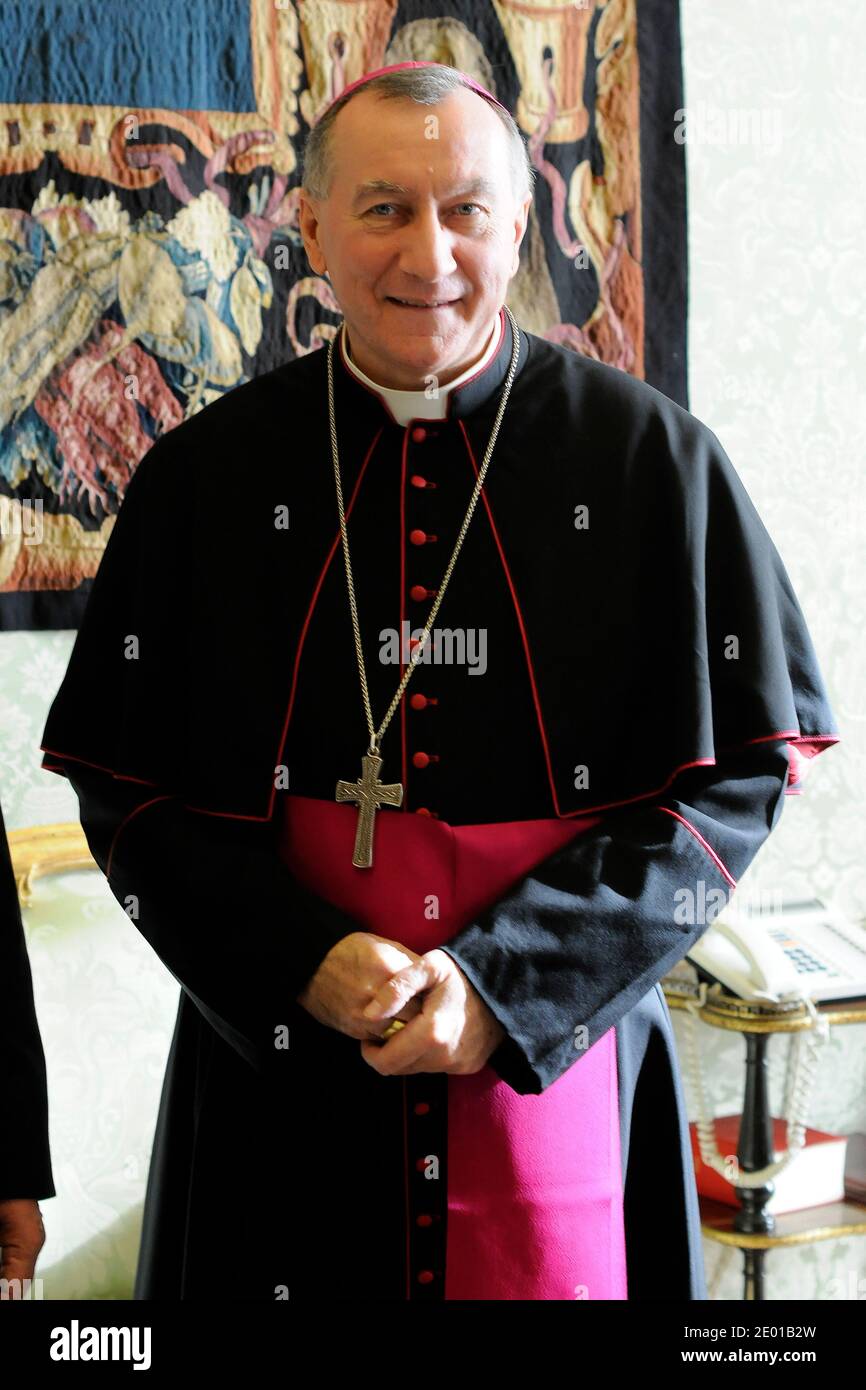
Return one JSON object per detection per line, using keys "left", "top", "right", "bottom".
{"left": 329, "top": 305, "right": 521, "bottom": 867}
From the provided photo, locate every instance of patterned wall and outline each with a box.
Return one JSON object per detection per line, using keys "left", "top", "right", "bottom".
{"left": 671, "top": 0, "right": 866, "bottom": 1301}
{"left": 0, "top": 0, "right": 863, "bottom": 1300}
{"left": 0, "top": 0, "right": 687, "bottom": 629}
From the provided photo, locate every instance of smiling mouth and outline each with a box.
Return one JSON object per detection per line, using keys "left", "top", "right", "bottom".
{"left": 386, "top": 297, "right": 459, "bottom": 309}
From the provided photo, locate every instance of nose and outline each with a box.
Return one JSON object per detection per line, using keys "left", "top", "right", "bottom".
{"left": 397, "top": 203, "right": 458, "bottom": 282}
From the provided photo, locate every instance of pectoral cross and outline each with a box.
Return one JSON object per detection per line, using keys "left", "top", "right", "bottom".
{"left": 336, "top": 752, "right": 403, "bottom": 868}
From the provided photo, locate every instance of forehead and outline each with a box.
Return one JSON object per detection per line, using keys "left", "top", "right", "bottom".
{"left": 349, "top": 174, "right": 502, "bottom": 209}
{"left": 327, "top": 86, "right": 511, "bottom": 192}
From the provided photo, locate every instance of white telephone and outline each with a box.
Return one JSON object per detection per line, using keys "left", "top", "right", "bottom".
{"left": 686, "top": 898, "right": 866, "bottom": 1005}
{"left": 681, "top": 898, "right": 866, "bottom": 1195}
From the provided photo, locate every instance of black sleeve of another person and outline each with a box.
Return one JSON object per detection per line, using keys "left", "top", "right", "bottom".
{"left": 0, "top": 799, "right": 55, "bottom": 1202}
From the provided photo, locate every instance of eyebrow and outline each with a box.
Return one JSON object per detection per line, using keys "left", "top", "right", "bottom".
{"left": 351, "top": 176, "right": 499, "bottom": 208}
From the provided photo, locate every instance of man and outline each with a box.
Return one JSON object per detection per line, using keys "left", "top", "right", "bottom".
{"left": 0, "top": 799, "right": 53, "bottom": 1295}
{"left": 39, "top": 63, "right": 838, "bottom": 1301}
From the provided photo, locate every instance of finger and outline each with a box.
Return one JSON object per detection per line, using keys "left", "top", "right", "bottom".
{"left": 397, "top": 994, "right": 424, "bottom": 1019}
{"left": 362, "top": 958, "right": 436, "bottom": 1022}
{"left": 361, "top": 998, "right": 421, "bottom": 1043}
{"left": 360, "top": 1009, "right": 442, "bottom": 1074}
{"left": 375, "top": 935, "right": 425, "bottom": 963}
{"left": 0, "top": 1254, "right": 37, "bottom": 1290}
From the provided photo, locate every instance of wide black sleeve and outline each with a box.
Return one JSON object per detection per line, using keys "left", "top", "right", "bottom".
{"left": 56, "top": 759, "right": 363, "bottom": 1077}
{"left": 438, "top": 741, "right": 791, "bottom": 1095}
{"left": 0, "top": 800, "right": 55, "bottom": 1202}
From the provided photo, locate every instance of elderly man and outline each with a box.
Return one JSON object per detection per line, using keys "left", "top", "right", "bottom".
{"left": 39, "top": 62, "right": 838, "bottom": 1301}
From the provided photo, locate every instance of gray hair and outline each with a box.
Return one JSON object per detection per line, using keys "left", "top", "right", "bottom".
{"left": 301, "top": 65, "right": 535, "bottom": 206}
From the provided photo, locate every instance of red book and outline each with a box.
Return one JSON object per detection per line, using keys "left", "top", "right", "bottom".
{"left": 844, "top": 1133, "right": 866, "bottom": 1203}
{"left": 690, "top": 1115, "right": 848, "bottom": 1214}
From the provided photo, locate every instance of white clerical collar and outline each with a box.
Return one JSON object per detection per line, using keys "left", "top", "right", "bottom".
{"left": 340, "top": 312, "right": 503, "bottom": 426}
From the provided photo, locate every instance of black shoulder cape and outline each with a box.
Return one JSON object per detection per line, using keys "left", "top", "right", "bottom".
{"left": 39, "top": 310, "right": 840, "bottom": 819}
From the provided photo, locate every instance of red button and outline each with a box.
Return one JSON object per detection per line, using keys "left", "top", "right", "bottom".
{"left": 414, "top": 1102, "right": 430, "bottom": 1115}
{"left": 409, "top": 529, "right": 428, "bottom": 546}
{"left": 410, "top": 584, "right": 428, "bottom": 602}
{"left": 415, "top": 807, "right": 432, "bottom": 817}
{"left": 411, "top": 426, "right": 427, "bottom": 443}
{"left": 410, "top": 693, "right": 428, "bottom": 709}
{"left": 416, "top": 1214, "right": 433, "bottom": 1228}
{"left": 417, "top": 1270, "right": 435, "bottom": 1284}
{"left": 412, "top": 751, "right": 432, "bottom": 769}
{"left": 410, "top": 474, "right": 428, "bottom": 489}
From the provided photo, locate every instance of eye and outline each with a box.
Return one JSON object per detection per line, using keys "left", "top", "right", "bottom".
{"left": 363, "top": 201, "right": 485, "bottom": 218}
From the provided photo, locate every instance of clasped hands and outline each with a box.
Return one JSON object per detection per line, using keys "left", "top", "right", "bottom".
{"left": 0, "top": 935, "right": 505, "bottom": 1293}
{"left": 297, "top": 931, "right": 505, "bottom": 1076}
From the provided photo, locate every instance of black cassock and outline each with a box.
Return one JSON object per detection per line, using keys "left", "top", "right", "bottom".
{"left": 39, "top": 308, "right": 839, "bottom": 1300}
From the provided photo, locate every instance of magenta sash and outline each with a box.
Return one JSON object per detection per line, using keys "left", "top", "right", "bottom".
{"left": 277, "top": 795, "right": 628, "bottom": 1300}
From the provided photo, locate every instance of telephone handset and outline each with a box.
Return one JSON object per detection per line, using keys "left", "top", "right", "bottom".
{"left": 688, "top": 916, "right": 801, "bottom": 1002}
{"left": 686, "top": 899, "right": 866, "bottom": 1005}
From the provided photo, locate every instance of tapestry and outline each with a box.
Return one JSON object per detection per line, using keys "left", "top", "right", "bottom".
{"left": 0, "top": 0, "right": 687, "bottom": 629}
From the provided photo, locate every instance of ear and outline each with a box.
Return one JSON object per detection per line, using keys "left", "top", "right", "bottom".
{"left": 298, "top": 190, "right": 327, "bottom": 275}
{"left": 511, "top": 194, "right": 532, "bottom": 276}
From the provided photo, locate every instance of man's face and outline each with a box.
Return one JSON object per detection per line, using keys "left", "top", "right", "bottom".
{"left": 299, "top": 86, "right": 531, "bottom": 390}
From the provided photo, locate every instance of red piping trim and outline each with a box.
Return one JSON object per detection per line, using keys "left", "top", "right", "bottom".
{"left": 400, "top": 427, "right": 408, "bottom": 792}
{"left": 106, "top": 794, "right": 173, "bottom": 878}
{"left": 38, "top": 728, "right": 839, "bottom": 822}
{"left": 457, "top": 418, "right": 566, "bottom": 816}
{"left": 154, "top": 803, "right": 262, "bottom": 823}
{"left": 717, "top": 729, "right": 840, "bottom": 756}
{"left": 40, "top": 746, "right": 274, "bottom": 825}
{"left": 39, "top": 747, "right": 267, "bottom": 821}
{"left": 445, "top": 309, "right": 506, "bottom": 417}
{"left": 655, "top": 807, "right": 737, "bottom": 889}
{"left": 401, "top": 1079, "right": 411, "bottom": 1300}
{"left": 40, "top": 746, "right": 159, "bottom": 787}
{"left": 337, "top": 309, "right": 507, "bottom": 429}
{"left": 267, "top": 424, "right": 385, "bottom": 819}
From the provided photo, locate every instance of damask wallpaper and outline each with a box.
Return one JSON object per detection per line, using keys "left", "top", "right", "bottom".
{"left": 1, "top": 0, "right": 864, "bottom": 1302}
{"left": 671, "top": 0, "right": 866, "bottom": 1301}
